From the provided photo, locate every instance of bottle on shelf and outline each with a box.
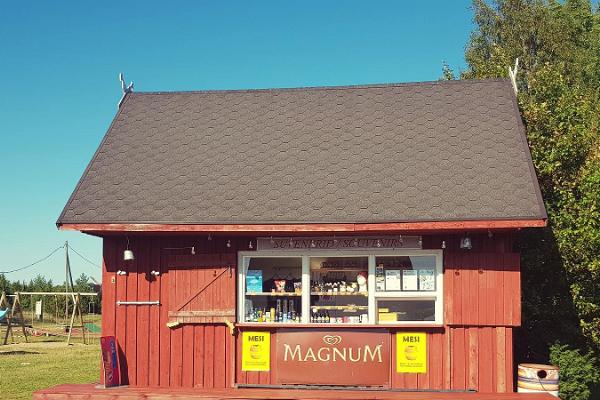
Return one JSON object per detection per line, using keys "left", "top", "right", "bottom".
{"left": 276, "top": 299, "right": 282, "bottom": 322}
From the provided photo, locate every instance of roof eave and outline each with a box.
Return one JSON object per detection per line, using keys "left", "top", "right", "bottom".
{"left": 57, "top": 218, "right": 547, "bottom": 235}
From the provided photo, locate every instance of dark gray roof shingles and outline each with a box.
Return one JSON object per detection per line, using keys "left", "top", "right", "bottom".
{"left": 57, "top": 79, "right": 547, "bottom": 225}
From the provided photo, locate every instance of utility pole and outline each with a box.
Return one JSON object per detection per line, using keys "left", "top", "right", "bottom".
{"left": 65, "top": 241, "right": 69, "bottom": 321}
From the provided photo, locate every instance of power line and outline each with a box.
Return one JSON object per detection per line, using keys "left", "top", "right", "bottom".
{"left": 0, "top": 245, "right": 65, "bottom": 274}
{"left": 68, "top": 245, "right": 101, "bottom": 269}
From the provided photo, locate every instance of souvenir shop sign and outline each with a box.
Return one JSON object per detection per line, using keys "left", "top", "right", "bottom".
{"left": 100, "top": 336, "right": 121, "bottom": 387}
{"left": 396, "top": 332, "right": 427, "bottom": 373}
{"left": 257, "top": 236, "right": 422, "bottom": 251}
{"left": 241, "top": 331, "right": 271, "bottom": 371}
{"left": 276, "top": 329, "right": 390, "bottom": 386}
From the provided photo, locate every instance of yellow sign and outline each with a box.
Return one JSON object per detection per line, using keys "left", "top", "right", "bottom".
{"left": 242, "top": 331, "right": 270, "bottom": 371}
{"left": 396, "top": 333, "right": 427, "bottom": 373}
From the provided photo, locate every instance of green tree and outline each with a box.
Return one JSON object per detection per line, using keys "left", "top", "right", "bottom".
{"left": 456, "top": 0, "right": 600, "bottom": 397}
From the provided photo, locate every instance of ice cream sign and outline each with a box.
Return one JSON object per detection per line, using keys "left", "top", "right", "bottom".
{"left": 396, "top": 332, "right": 427, "bottom": 373}
{"left": 241, "top": 331, "right": 271, "bottom": 371}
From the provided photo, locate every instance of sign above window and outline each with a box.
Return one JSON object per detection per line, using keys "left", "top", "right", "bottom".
{"left": 257, "top": 236, "right": 422, "bottom": 251}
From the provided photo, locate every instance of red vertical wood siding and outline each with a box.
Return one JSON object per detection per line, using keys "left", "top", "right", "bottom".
{"left": 101, "top": 233, "right": 520, "bottom": 393}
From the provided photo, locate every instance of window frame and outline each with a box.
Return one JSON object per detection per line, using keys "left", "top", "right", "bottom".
{"left": 237, "top": 249, "right": 443, "bottom": 326}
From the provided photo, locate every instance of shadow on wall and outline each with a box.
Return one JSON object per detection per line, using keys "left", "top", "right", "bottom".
{"left": 516, "top": 226, "right": 586, "bottom": 363}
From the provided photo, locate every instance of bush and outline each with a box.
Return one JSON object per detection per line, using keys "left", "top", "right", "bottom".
{"left": 549, "top": 343, "right": 600, "bottom": 400}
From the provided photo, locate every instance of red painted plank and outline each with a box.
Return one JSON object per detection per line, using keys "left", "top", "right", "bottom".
{"left": 214, "top": 326, "right": 227, "bottom": 388}
{"left": 100, "top": 238, "right": 117, "bottom": 384}
{"left": 505, "top": 328, "right": 514, "bottom": 392}
{"left": 115, "top": 239, "right": 128, "bottom": 385}
{"left": 148, "top": 238, "right": 161, "bottom": 387}
{"left": 194, "top": 325, "right": 205, "bottom": 387}
{"left": 182, "top": 325, "right": 195, "bottom": 388}
{"left": 443, "top": 253, "right": 454, "bottom": 325}
{"left": 429, "top": 331, "right": 443, "bottom": 390}
{"left": 451, "top": 327, "right": 466, "bottom": 390}
{"left": 462, "top": 255, "right": 475, "bottom": 327}
{"left": 159, "top": 251, "right": 171, "bottom": 387}
{"left": 478, "top": 327, "right": 493, "bottom": 393}
{"left": 496, "top": 327, "right": 506, "bottom": 392}
{"left": 125, "top": 238, "right": 138, "bottom": 386}
{"left": 170, "top": 326, "right": 183, "bottom": 387}
{"left": 453, "top": 255, "right": 463, "bottom": 326}
{"left": 226, "top": 328, "right": 233, "bottom": 388}
{"left": 204, "top": 325, "right": 215, "bottom": 388}
{"left": 136, "top": 240, "right": 150, "bottom": 387}
{"left": 468, "top": 327, "right": 479, "bottom": 391}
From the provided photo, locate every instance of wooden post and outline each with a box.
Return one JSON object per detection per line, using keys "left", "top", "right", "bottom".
{"left": 0, "top": 291, "right": 10, "bottom": 345}
{"left": 3, "top": 293, "right": 28, "bottom": 345}
{"left": 14, "top": 293, "right": 28, "bottom": 343}
{"left": 67, "top": 293, "right": 86, "bottom": 345}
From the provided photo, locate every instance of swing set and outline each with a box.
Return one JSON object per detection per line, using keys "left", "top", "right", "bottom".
{"left": 0, "top": 290, "right": 99, "bottom": 345}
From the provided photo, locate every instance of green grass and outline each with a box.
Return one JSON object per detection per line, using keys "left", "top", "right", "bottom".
{"left": 0, "top": 335, "right": 100, "bottom": 400}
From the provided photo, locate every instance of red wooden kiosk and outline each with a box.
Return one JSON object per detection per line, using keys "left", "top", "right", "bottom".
{"left": 37, "top": 80, "right": 553, "bottom": 399}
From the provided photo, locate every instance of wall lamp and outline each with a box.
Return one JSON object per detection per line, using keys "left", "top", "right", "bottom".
{"left": 124, "top": 237, "right": 134, "bottom": 261}
{"left": 459, "top": 235, "right": 472, "bottom": 250}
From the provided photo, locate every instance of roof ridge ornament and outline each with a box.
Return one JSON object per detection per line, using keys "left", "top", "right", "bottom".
{"left": 508, "top": 58, "right": 519, "bottom": 95}
{"left": 118, "top": 73, "right": 134, "bottom": 108}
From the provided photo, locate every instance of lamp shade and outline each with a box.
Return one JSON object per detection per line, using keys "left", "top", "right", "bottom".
{"left": 459, "top": 237, "right": 472, "bottom": 250}
{"left": 124, "top": 249, "right": 135, "bottom": 261}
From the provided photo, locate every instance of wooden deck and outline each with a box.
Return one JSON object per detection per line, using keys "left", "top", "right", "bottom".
{"left": 34, "top": 384, "right": 555, "bottom": 399}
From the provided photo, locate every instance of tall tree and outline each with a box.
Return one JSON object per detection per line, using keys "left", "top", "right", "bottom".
{"left": 462, "top": 0, "right": 600, "bottom": 359}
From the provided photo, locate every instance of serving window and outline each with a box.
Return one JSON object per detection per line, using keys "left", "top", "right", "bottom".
{"left": 238, "top": 248, "right": 443, "bottom": 325}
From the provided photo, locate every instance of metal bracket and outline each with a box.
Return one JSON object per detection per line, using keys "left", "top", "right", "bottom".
{"left": 508, "top": 58, "right": 519, "bottom": 95}
{"left": 118, "top": 73, "right": 134, "bottom": 108}
{"left": 116, "top": 300, "right": 160, "bottom": 306}
{"left": 224, "top": 319, "right": 236, "bottom": 336}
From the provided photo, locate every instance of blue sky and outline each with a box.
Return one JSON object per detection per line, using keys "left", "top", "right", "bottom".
{"left": 0, "top": 1, "right": 473, "bottom": 282}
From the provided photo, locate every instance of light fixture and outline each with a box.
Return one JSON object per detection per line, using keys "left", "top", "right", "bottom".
{"left": 441, "top": 240, "right": 446, "bottom": 249}
{"left": 226, "top": 240, "right": 231, "bottom": 248}
{"left": 163, "top": 246, "right": 195, "bottom": 255}
{"left": 460, "top": 236, "right": 472, "bottom": 250}
{"left": 116, "top": 270, "right": 127, "bottom": 276}
{"left": 289, "top": 238, "right": 294, "bottom": 247}
{"left": 124, "top": 237, "right": 134, "bottom": 261}
{"left": 376, "top": 239, "right": 382, "bottom": 248}
{"left": 353, "top": 238, "right": 359, "bottom": 247}
{"left": 418, "top": 237, "right": 423, "bottom": 247}
{"left": 310, "top": 240, "right": 316, "bottom": 248}
{"left": 248, "top": 241, "right": 253, "bottom": 249}
{"left": 150, "top": 270, "right": 160, "bottom": 276}
{"left": 270, "top": 236, "right": 275, "bottom": 244}
{"left": 208, "top": 234, "right": 212, "bottom": 241}
{"left": 487, "top": 230, "right": 493, "bottom": 238}
{"left": 398, "top": 235, "right": 403, "bottom": 245}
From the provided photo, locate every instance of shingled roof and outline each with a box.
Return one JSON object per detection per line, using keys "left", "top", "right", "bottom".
{"left": 57, "top": 79, "right": 546, "bottom": 227}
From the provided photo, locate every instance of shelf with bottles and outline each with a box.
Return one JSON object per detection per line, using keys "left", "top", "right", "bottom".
{"left": 310, "top": 305, "right": 368, "bottom": 311}
{"left": 246, "top": 292, "right": 302, "bottom": 297}
{"left": 310, "top": 291, "right": 368, "bottom": 296}
{"left": 310, "top": 309, "right": 368, "bottom": 324}
{"left": 245, "top": 297, "right": 302, "bottom": 323}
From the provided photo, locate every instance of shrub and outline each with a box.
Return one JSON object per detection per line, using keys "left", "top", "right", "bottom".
{"left": 549, "top": 343, "right": 600, "bottom": 400}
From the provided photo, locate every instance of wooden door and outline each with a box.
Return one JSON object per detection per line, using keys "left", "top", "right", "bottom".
{"left": 167, "top": 253, "right": 236, "bottom": 324}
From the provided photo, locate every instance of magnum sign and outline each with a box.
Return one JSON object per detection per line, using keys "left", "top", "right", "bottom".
{"left": 276, "top": 330, "right": 390, "bottom": 386}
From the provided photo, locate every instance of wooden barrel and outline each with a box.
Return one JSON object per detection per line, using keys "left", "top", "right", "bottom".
{"left": 517, "top": 363, "right": 559, "bottom": 397}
